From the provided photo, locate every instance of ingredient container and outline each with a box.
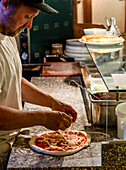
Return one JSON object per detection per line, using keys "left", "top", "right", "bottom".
{"left": 88, "top": 92, "right": 126, "bottom": 127}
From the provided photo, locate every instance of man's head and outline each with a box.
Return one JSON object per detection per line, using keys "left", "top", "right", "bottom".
{"left": 0, "top": 0, "right": 58, "bottom": 37}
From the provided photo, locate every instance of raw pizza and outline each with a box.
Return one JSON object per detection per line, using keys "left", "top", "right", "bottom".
{"left": 81, "top": 34, "right": 124, "bottom": 44}
{"left": 29, "top": 130, "right": 91, "bottom": 156}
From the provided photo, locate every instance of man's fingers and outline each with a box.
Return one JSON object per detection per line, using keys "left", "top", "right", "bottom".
{"left": 71, "top": 112, "right": 77, "bottom": 122}
{"left": 65, "top": 110, "right": 77, "bottom": 122}
{"left": 59, "top": 122, "right": 66, "bottom": 131}
{"left": 61, "top": 112, "right": 72, "bottom": 123}
{"left": 59, "top": 120, "right": 70, "bottom": 131}
{"left": 57, "top": 112, "right": 72, "bottom": 131}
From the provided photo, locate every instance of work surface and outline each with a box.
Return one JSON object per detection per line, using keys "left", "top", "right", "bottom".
{"left": 7, "top": 76, "right": 126, "bottom": 169}
{"left": 7, "top": 74, "right": 126, "bottom": 169}
{"left": 7, "top": 77, "right": 102, "bottom": 169}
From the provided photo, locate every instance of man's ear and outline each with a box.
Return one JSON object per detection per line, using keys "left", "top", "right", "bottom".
{"left": 1, "top": 0, "right": 9, "bottom": 11}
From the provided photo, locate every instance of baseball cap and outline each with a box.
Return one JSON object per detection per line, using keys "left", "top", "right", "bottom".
{"left": 21, "top": 0, "right": 58, "bottom": 14}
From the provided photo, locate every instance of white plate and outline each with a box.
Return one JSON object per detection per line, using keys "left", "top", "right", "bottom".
{"left": 66, "top": 39, "right": 82, "bottom": 46}
{"left": 65, "top": 45, "right": 88, "bottom": 54}
{"left": 84, "top": 28, "right": 107, "bottom": 35}
{"left": 79, "top": 38, "right": 125, "bottom": 46}
{"left": 88, "top": 44, "right": 124, "bottom": 53}
{"left": 65, "top": 51, "right": 88, "bottom": 58}
{"left": 65, "top": 45, "right": 82, "bottom": 53}
{"left": 29, "top": 130, "right": 91, "bottom": 156}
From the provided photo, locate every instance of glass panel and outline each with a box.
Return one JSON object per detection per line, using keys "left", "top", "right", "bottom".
{"left": 85, "top": 42, "right": 126, "bottom": 92}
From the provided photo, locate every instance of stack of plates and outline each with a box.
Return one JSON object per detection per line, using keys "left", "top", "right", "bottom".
{"left": 65, "top": 39, "right": 90, "bottom": 62}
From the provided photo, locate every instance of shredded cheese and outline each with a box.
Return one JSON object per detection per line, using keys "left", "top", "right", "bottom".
{"left": 35, "top": 131, "right": 87, "bottom": 151}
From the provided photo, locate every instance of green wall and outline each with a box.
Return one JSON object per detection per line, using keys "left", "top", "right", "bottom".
{"left": 29, "top": 0, "right": 73, "bottom": 63}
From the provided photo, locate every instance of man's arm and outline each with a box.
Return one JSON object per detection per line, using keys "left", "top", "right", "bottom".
{"left": 21, "top": 77, "right": 77, "bottom": 122}
{"left": 0, "top": 105, "right": 72, "bottom": 131}
{"left": 21, "top": 77, "right": 52, "bottom": 108}
{"left": 0, "top": 77, "right": 77, "bottom": 131}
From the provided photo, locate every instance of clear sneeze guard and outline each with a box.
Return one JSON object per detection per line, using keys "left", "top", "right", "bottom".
{"left": 80, "top": 40, "right": 126, "bottom": 144}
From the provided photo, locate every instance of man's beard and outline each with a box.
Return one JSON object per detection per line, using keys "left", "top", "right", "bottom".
{"left": 2, "top": 27, "right": 18, "bottom": 37}
{"left": 2, "top": 25, "right": 25, "bottom": 37}
{"left": 1, "top": 10, "right": 25, "bottom": 37}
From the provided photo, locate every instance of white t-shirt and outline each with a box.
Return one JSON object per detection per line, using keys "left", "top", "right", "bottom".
{"left": 0, "top": 33, "right": 22, "bottom": 149}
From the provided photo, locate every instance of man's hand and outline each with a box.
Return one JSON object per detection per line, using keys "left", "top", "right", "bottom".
{"left": 51, "top": 98, "right": 77, "bottom": 123}
{"left": 41, "top": 110, "right": 72, "bottom": 131}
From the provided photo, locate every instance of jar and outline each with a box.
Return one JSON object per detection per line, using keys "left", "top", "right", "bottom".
{"left": 52, "top": 43, "right": 63, "bottom": 57}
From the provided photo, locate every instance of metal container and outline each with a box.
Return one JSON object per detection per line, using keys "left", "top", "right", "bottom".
{"left": 81, "top": 66, "right": 126, "bottom": 127}
{"left": 88, "top": 92, "right": 126, "bottom": 127}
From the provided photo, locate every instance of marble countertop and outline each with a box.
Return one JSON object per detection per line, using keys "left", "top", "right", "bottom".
{"left": 7, "top": 76, "right": 120, "bottom": 169}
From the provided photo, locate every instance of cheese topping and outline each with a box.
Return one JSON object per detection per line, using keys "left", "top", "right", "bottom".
{"left": 35, "top": 131, "right": 87, "bottom": 151}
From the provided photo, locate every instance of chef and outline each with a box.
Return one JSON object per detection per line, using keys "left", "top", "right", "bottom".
{"left": 0, "top": 0, "right": 77, "bottom": 168}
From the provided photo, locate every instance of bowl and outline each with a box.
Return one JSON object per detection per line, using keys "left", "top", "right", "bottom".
{"left": 84, "top": 28, "right": 107, "bottom": 35}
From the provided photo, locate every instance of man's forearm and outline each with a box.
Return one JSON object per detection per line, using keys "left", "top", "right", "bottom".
{"left": 21, "top": 77, "right": 52, "bottom": 108}
{"left": 0, "top": 105, "right": 72, "bottom": 131}
{"left": 0, "top": 105, "right": 45, "bottom": 130}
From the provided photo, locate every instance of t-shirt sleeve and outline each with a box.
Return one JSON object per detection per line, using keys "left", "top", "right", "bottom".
{"left": 0, "top": 58, "right": 4, "bottom": 94}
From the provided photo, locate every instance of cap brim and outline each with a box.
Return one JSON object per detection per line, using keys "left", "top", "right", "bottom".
{"left": 29, "top": 2, "right": 58, "bottom": 14}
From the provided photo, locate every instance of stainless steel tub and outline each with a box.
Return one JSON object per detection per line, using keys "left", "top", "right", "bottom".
{"left": 81, "top": 66, "right": 126, "bottom": 127}
{"left": 88, "top": 92, "right": 126, "bottom": 127}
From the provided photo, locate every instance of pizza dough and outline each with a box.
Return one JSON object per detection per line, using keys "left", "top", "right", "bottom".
{"left": 29, "top": 130, "right": 91, "bottom": 156}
